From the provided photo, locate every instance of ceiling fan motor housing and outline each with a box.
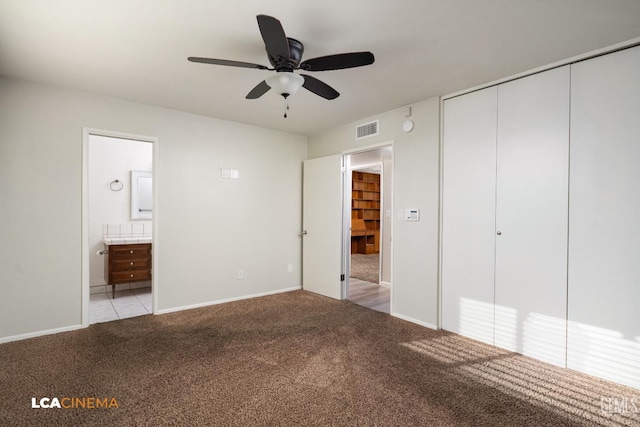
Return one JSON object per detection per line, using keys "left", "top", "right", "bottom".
{"left": 269, "top": 38, "right": 304, "bottom": 71}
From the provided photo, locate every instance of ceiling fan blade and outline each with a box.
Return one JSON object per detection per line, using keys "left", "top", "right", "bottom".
{"left": 301, "top": 52, "right": 374, "bottom": 71}
{"left": 246, "top": 80, "right": 271, "bottom": 99}
{"left": 300, "top": 74, "right": 340, "bottom": 100}
{"left": 188, "top": 57, "right": 269, "bottom": 70}
{"left": 257, "top": 15, "right": 290, "bottom": 62}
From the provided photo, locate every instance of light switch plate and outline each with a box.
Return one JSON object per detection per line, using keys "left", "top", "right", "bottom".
{"left": 222, "top": 169, "right": 239, "bottom": 180}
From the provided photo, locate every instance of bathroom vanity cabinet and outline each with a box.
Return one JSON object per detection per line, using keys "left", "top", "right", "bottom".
{"left": 106, "top": 243, "right": 151, "bottom": 298}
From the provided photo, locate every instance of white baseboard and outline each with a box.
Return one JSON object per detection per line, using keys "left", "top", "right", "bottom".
{"left": 156, "top": 286, "right": 302, "bottom": 315}
{"left": 379, "top": 281, "right": 391, "bottom": 288}
{"left": 391, "top": 312, "right": 438, "bottom": 330}
{"left": 0, "top": 324, "right": 84, "bottom": 344}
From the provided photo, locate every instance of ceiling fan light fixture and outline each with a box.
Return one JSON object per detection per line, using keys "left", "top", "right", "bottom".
{"left": 266, "top": 73, "right": 304, "bottom": 98}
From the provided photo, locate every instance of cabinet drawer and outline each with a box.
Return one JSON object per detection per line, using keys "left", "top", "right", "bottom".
{"left": 109, "top": 244, "right": 151, "bottom": 260}
{"left": 111, "top": 269, "right": 151, "bottom": 283}
{"left": 111, "top": 258, "right": 150, "bottom": 271}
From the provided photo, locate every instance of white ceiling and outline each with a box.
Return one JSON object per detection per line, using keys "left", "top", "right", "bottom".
{"left": 1, "top": 0, "right": 640, "bottom": 136}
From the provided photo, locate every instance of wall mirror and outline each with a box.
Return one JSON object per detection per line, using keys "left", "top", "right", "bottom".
{"left": 131, "top": 170, "right": 152, "bottom": 219}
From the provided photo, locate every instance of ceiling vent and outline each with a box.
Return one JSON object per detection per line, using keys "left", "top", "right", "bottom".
{"left": 356, "top": 120, "right": 379, "bottom": 140}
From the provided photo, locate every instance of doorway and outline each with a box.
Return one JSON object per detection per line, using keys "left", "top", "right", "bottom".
{"left": 346, "top": 146, "right": 392, "bottom": 313}
{"left": 82, "top": 129, "right": 158, "bottom": 326}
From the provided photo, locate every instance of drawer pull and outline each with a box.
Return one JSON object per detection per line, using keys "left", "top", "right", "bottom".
{"left": 130, "top": 250, "right": 134, "bottom": 254}
{"left": 130, "top": 273, "right": 134, "bottom": 278}
{"left": 130, "top": 261, "right": 134, "bottom": 266}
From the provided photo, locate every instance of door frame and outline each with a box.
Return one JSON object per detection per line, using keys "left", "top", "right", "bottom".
{"left": 81, "top": 128, "right": 159, "bottom": 327}
{"left": 349, "top": 161, "right": 383, "bottom": 285}
{"left": 342, "top": 142, "right": 394, "bottom": 306}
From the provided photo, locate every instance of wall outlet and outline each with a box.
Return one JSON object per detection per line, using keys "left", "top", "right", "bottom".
{"left": 221, "top": 169, "right": 239, "bottom": 180}
{"left": 237, "top": 270, "right": 244, "bottom": 280}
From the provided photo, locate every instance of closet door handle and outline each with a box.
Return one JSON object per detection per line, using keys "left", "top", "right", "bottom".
{"left": 496, "top": 231, "right": 502, "bottom": 236}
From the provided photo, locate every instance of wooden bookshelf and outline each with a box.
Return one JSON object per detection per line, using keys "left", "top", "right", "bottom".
{"left": 351, "top": 171, "right": 380, "bottom": 254}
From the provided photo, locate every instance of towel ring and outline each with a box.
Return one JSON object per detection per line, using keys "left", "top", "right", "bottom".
{"left": 110, "top": 179, "right": 124, "bottom": 191}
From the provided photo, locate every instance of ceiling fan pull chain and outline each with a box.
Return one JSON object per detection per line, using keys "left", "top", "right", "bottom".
{"left": 284, "top": 97, "right": 289, "bottom": 118}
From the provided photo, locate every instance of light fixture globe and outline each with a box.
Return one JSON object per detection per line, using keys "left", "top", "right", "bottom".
{"left": 266, "top": 72, "right": 305, "bottom": 98}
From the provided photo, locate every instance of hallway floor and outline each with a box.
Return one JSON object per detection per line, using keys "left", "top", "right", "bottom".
{"left": 348, "top": 279, "right": 390, "bottom": 313}
{"left": 89, "top": 287, "right": 152, "bottom": 324}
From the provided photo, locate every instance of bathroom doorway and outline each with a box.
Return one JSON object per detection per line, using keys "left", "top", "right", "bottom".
{"left": 346, "top": 146, "right": 392, "bottom": 313}
{"left": 81, "top": 129, "right": 157, "bottom": 326}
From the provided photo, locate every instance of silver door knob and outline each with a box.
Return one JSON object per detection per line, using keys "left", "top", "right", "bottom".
{"left": 496, "top": 231, "right": 502, "bottom": 235}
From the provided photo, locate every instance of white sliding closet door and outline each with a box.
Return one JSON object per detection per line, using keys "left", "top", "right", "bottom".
{"left": 568, "top": 46, "right": 640, "bottom": 389}
{"left": 441, "top": 87, "right": 498, "bottom": 345}
{"left": 494, "top": 66, "right": 570, "bottom": 367}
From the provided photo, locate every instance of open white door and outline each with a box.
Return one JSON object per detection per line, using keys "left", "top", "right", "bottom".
{"left": 302, "top": 154, "right": 344, "bottom": 300}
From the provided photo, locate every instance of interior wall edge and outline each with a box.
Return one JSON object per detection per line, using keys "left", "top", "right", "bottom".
{"left": 155, "top": 286, "right": 302, "bottom": 315}
{"left": 0, "top": 324, "right": 84, "bottom": 345}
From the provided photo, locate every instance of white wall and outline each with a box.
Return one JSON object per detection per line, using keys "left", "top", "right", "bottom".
{"left": 88, "top": 135, "right": 152, "bottom": 288}
{"left": 0, "top": 77, "right": 306, "bottom": 341}
{"left": 308, "top": 97, "right": 440, "bottom": 328}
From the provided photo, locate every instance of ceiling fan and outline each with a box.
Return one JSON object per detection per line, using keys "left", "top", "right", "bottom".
{"left": 188, "top": 14, "right": 375, "bottom": 117}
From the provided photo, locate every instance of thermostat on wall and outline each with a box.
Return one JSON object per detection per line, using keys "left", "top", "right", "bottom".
{"left": 405, "top": 209, "right": 420, "bottom": 221}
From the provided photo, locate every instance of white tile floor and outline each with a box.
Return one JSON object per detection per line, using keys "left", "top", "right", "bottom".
{"left": 89, "top": 287, "right": 152, "bottom": 324}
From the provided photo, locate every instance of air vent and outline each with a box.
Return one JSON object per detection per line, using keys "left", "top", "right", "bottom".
{"left": 356, "top": 120, "right": 379, "bottom": 140}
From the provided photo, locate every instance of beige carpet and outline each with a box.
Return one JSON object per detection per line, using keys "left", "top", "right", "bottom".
{"left": 350, "top": 253, "right": 379, "bottom": 283}
{"left": 1, "top": 290, "right": 638, "bottom": 426}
